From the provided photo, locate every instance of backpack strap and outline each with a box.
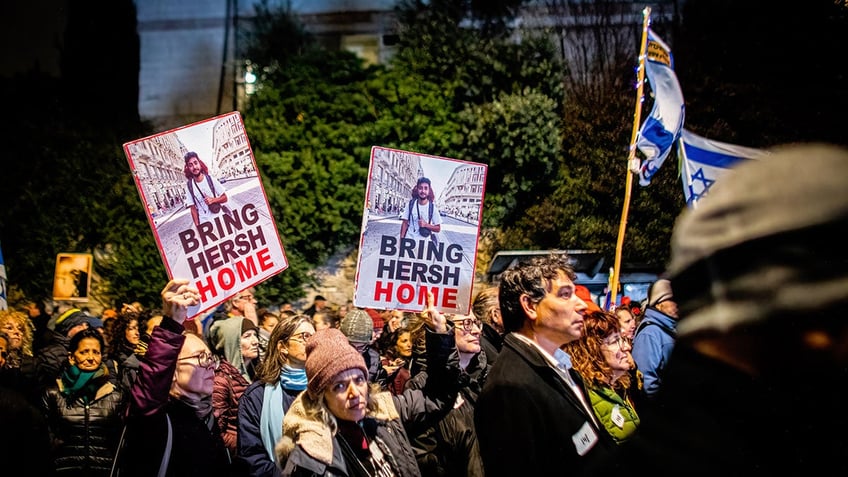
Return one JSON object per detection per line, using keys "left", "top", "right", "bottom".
{"left": 205, "top": 173, "right": 217, "bottom": 196}
{"left": 188, "top": 175, "right": 218, "bottom": 208}
{"left": 188, "top": 179, "right": 198, "bottom": 207}
{"left": 635, "top": 319, "right": 676, "bottom": 339}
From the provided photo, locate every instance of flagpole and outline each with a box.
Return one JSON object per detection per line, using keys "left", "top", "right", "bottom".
{"left": 609, "top": 6, "right": 651, "bottom": 310}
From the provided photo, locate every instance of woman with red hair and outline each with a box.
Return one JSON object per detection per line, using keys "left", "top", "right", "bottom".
{"left": 562, "top": 310, "right": 640, "bottom": 444}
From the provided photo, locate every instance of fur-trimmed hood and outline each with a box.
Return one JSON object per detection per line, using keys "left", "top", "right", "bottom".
{"left": 275, "top": 390, "right": 399, "bottom": 466}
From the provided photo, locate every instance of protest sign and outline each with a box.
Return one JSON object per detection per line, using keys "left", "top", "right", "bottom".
{"left": 53, "top": 253, "right": 92, "bottom": 301}
{"left": 124, "top": 112, "right": 287, "bottom": 320}
{"left": 354, "top": 146, "right": 487, "bottom": 315}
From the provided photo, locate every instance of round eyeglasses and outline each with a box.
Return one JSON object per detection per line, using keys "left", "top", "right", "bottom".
{"left": 289, "top": 331, "right": 314, "bottom": 343}
{"left": 178, "top": 351, "right": 220, "bottom": 369}
{"left": 602, "top": 336, "right": 629, "bottom": 348}
{"left": 451, "top": 317, "right": 483, "bottom": 332}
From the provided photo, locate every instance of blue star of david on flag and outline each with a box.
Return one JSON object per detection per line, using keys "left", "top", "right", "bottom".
{"left": 678, "top": 130, "right": 768, "bottom": 208}
{"left": 685, "top": 168, "right": 716, "bottom": 206}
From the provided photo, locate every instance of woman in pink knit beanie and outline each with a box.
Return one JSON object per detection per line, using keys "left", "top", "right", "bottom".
{"left": 275, "top": 296, "right": 460, "bottom": 477}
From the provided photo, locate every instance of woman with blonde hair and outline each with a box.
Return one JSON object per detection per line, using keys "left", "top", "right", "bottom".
{"left": 0, "top": 309, "right": 38, "bottom": 401}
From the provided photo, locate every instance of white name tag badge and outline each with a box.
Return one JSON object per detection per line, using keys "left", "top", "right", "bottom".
{"left": 571, "top": 421, "right": 599, "bottom": 456}
{"left": 611, "top": 404, "right": 625, "bottom": 429}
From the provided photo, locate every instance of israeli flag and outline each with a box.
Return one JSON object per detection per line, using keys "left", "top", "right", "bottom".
{"left": 679, "top": 129, "right": 768, "bottom": 207}
{"left": 637, "top": 29, "right": 685, "bottom": 186}
{"left": 0, "top": 241, "right": 7, "bottom": 310}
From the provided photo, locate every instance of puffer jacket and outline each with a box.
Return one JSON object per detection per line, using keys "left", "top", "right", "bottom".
{"left": 213, "top": 358, "right": 250, "bottom": 456}
{"left": 278, "top": 393, "right": 423, "bottom": 477}
{"left": 41, "top": 376, "right": 126, "bottom": 476}
{"left": 586, "top": 385, "right": 640, "bottom": 444}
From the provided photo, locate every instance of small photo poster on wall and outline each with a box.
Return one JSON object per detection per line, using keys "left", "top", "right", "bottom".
{"left": 53, "top": 253, "right": 93, "bottom": 301}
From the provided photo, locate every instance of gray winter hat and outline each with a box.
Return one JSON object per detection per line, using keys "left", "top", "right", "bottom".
{"left": 339, "top": 308, "right": 373, "bottom": 343}
{"left": 668, "top": 143, "right": 848, "bottom": 337}
{"left": 647, "top": 279, "right": 674, "bottom": 307}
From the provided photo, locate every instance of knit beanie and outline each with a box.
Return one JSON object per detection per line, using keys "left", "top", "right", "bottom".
{"left": 339, "top": 309, "right": 373, "bottom": 343}
{"left": 55, "top": 310, "right": 89, "bottom": 336}
{"left": 668, "top": 143, "right": 848, "bottom": 337}
{"left": 306, "top": 328, "right": 368, "bottom": 399}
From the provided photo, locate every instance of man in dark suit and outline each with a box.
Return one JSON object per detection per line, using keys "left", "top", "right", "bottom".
{"left": 474, "top": 253, "right": 613, "bottom": 477}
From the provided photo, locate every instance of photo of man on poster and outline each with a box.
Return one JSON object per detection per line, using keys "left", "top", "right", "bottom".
{"left": 183, "top": 151, "right": 231, "bottom": 227}
{"left": 354, "top": 146, "right": 487, "bottom": 315}
{"left": 400, "top": 177, "right": 443, "bottom": 242}
{"left": 123, "top": 112, "right": 289, "bottom": 321}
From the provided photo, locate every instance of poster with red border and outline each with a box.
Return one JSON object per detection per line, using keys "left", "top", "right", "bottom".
{"left": 123, "top": 112, "right": 288, "bottom": 320}
{"left": 353, "top": 146, "right": 487, "bottom": 315}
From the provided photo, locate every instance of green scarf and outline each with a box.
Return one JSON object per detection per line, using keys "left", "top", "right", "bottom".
{"left": 61, "top": 363, "right": 108, "bottom": 402}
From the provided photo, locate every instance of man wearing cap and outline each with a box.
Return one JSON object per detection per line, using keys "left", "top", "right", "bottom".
{"left": 588, "top": 144, "right": 848, "bottom": 476}
{"left": 275, "top": 296, "right": 459, "bottom": 476}
{"left": 630, "top": 278, "right": 677, "bottom": 400}
{"left": 36, "top": 308, "right": 94, "bottom": 385}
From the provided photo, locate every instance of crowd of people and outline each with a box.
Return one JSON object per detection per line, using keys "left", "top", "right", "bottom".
{"left": 0, "top": 143, "right": 846, "bottom": 476}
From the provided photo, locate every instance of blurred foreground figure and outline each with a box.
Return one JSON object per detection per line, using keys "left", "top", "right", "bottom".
{"left": 593, "top": 144, "right": 848, "bottom": 476}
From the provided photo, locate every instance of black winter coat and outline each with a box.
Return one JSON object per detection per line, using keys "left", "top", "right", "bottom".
{"left": 41, "top": 376, "right": 126, "bottom": 476}
{"left": 408, "top": 350, "right": 490, "bottom": 477}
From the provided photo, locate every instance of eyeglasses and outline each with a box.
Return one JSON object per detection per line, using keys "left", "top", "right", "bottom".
{"left": 289, "top": 331, "right": 314, "bottom": 343}
{"left": 178, "top": 351, "right": 220, "bottom": 369}
{"left": 235, "top": 294, "right": 256, "bottom": 301}
{"left": 602, "top": 336, "right": 629, "bottom": 348}
{"left": 451, "top": 317, "right": 482, "bottom": 332}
